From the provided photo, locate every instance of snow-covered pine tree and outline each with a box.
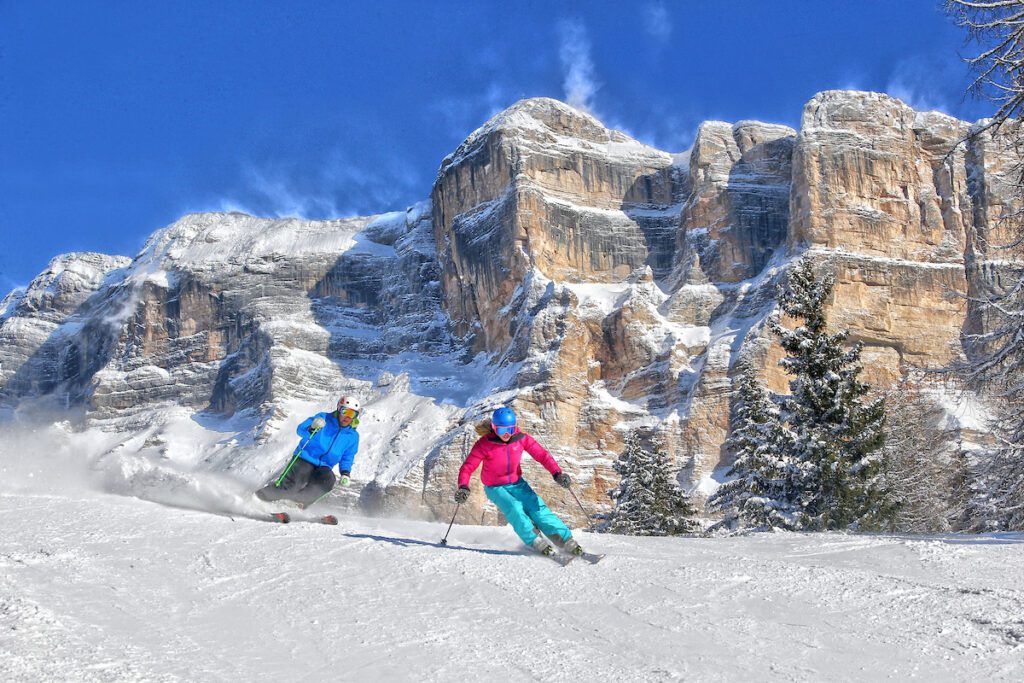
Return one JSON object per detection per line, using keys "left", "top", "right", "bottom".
{"left": 709, "top": 361, "right": 800, "bottom": 530}
{"left": 770, "top": 257, "right": 888, "bottom": 530}
{"left": 605, "top": 431, "right": 697, "bottom": 536}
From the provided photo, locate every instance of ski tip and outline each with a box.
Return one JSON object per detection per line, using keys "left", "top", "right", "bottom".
{"left": 271, "top": 512, "right": 291, "bottom": 524}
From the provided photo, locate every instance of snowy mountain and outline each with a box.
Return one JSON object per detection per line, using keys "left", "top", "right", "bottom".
{"left": 0, "top": 91, "right": 1020, "bottom": 525}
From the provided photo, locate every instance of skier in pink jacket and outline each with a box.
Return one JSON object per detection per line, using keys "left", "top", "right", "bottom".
{"left": 455, "top": 407, "right": 585, "bottom": 557}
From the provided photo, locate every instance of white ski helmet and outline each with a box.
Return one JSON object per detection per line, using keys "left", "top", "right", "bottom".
{"left": 338, "top": 396, "right": 361, "bottom": 414}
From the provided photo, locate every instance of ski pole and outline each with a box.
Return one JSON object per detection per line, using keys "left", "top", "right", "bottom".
{"left": 567, "top": 485, "right": 593, "bottom": 521}
{"left": 440, "top": 503, "right": 460, "bottom": 546}
{"left": 274, "top": 429, "right": 318, "bottom": 488}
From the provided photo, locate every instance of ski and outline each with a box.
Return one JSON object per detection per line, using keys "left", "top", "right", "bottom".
{"left": 544, "top": 551, "right": 576, "bottom": 566}
{"left": 553, "top": 550, "right": 605, "bottom": 565}
{"left": 270, "top": 512, "right": 339, "bottom": 525}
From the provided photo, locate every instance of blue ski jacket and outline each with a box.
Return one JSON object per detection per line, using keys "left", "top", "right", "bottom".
{"left": 296, "top": 411, "right": 359, "bottom": 474}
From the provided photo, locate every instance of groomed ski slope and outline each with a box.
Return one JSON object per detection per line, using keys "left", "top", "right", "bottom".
{"left": 2, "top": 489, "right": 1022, "bottom": 682}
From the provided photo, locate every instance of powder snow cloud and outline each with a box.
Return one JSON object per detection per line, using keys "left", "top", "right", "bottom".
{"left": 557, "top": 19, "right": 600, "bottom": 114}
{"left": 885, "top": 55, "right": 968, "bottom": 116}
{"left": 208, "top": 150, "right": 423, "bottom": 220}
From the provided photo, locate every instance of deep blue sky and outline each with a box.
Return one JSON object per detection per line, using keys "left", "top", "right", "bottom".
{"left": 0, "top": 1, "right": 992, "bottom": 290}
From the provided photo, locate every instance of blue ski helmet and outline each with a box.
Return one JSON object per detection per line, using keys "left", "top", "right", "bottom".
{"left": 491, "top": 407, "right": 516, "bottom": 427}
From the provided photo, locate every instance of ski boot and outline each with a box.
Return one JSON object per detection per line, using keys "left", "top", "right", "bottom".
{"left": 531, "top": 537, "right": 555, "bottom": 557}
{"left": 552, "top": 535, "right": 585, "bottom": 556}
{"left": 563, "top": 537, "right": 584, "bottom": 556}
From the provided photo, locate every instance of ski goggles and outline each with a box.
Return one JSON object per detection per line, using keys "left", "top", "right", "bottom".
{"left": 340, "top": 408, "right": 359, "bottom": 420}
{"left": 492, "top": 423, "right": 517, "bottom": 438}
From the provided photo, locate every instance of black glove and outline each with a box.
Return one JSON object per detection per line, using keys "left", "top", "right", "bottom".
{"left": 454, "top": 486, "right": 470, "bottom": 504}
{"left": 554, "top": 471, "right": 571, "bottom": 489}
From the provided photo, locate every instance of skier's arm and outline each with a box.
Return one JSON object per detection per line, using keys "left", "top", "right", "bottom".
{"left": 457, "top": 442, "right": 485, "bottom": 488}
{"left": 522, "top": 434, "right": 561, "bottom": 476}
{"left": 297, "top": 414, "right": 324, "bottom": 437}
{"left": 336, "top": 431, "right": 359, "bottom": 476}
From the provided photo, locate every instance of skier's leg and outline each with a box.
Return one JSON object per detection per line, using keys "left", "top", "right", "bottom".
{"left": 292, "top": 466, "right": 336, "bottom": 507}
{"left": 484, "top": 484, "right": 539, "bottom": 545}
{"left": 256, "top": 459, "right": 315, "bottom": 502}
{"left": 511, "top": 479, "right": 572, "bottom": 543}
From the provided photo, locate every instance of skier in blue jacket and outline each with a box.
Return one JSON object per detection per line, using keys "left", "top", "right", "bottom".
{"left": 256, "top": 396, "right": 361, "bottom": 507}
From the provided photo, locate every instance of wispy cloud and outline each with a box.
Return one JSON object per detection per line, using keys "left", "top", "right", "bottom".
{"left": 202, "top": 148, "right": 424, "bottom": 220}
{"left": 557, "top": 19, "right": 600, "bottom": 113}
{"left": 885, "top": 55, "right": 967, "bottom": 116}
{"left": 643, "top": 2, "right": 672, "bottom": 42}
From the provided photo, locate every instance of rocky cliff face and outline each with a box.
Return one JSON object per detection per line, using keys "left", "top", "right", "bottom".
{"left": 0, "top": 252, "right": 131, "bottom": 407}
{"left": 1, "top": 91, "right": 1020, "bottom": 526}
{"left": 684, "top": 119, "right": 795, "bottom": 283}
{"left": 431, "top": 99, "right": 683, "bottom": 351}
{"left": 783, "top": 92, "right": 1020, "bottom": 403}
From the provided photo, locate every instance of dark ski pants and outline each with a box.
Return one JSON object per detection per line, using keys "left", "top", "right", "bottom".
{"left": 256, "top": 457, "right": 336, "bottom": 507}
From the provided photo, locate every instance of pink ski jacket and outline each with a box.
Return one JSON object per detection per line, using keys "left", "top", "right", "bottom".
{"left": 458, "top": 431, "right": 562, "bottom": 488}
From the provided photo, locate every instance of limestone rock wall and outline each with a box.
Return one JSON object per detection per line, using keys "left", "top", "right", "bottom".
{"left": 684, "top": 120, "right": 795, "bottom": 282}
{"left": 431, "top": 98, "right": 682, "bottom": 355}
{"left": 785, "top": 92, "right": 1017, "bottom": 390}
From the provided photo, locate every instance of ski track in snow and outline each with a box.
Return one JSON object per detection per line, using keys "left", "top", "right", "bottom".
{"left": 1, "top": 489, "right": 1023, "bottom": 682}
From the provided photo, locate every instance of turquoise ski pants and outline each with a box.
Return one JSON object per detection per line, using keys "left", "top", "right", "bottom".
{"left": 485, "top": 479, "right": 572, "bottom": 546}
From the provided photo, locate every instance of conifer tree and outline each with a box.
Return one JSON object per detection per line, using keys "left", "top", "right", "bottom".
{"left": 709, "top": 361, "right": 799, "bottom": 529}
{"left": 605, "top": 431, "right": 697, "bottom": 536}
{"left": 875, "top": 385, "right": 968, "bottom": 533}
{"left": 770, "top": 257, "right": 888, "bottom": 530}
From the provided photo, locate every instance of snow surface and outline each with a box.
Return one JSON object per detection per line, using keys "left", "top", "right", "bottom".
{"left": 562, "top": 282, "right": 632, "bottom": 315}
{"left": 928, "top": 385, "right": 992, "bottom": 434}
{"left": 2, "top": 436, "right": 1023, "bottom": 681}
{"left": 441, "top": 98, "right": 672, "bottom": 173}
{"left": 135, "top": 213, "right": 375, "bottom": 269}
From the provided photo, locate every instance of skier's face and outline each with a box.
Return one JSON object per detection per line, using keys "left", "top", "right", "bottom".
{"left": 493, "top": 423, "right": 516, "bottom": 441}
